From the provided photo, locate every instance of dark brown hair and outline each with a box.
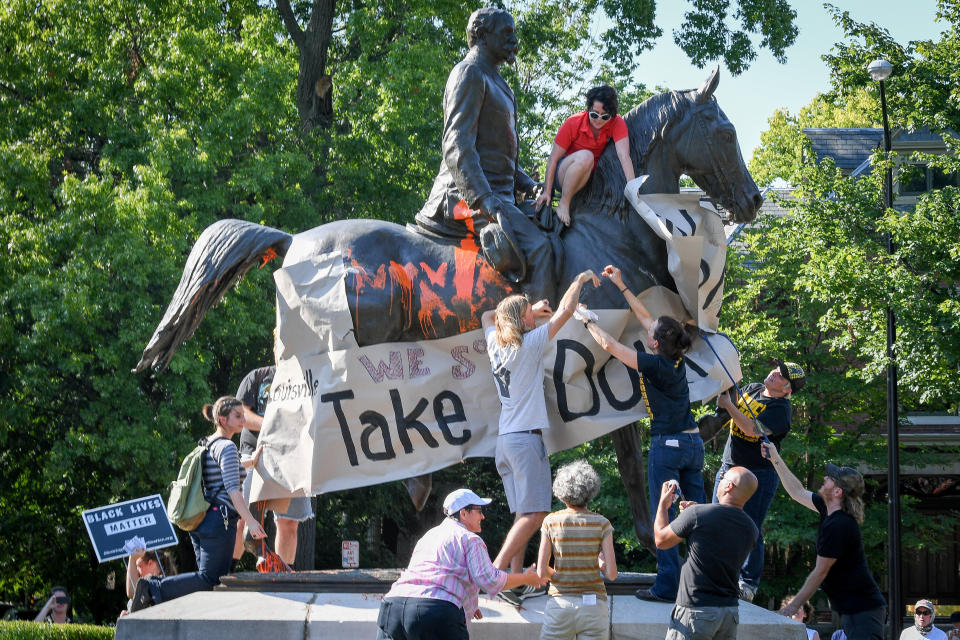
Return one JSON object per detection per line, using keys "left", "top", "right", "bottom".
{"left": 201, "top": 395, "right": 243, "bottom": 425}
{"left": 653, "top": 316, "right": 692, "bottom": 360}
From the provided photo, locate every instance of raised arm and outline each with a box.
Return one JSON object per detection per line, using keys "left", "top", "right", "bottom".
{"left": 761, "top": 442, "right": 816, "bottom": 513}
{"left": 717, "top": 392, "right": 764, "bottom": 438}
{"left": 546, "top": 270, "right": 600, "bottom": 340}
{"left": 601, "top": 265, "right": 653, "bottom": 331}
{"left": 653, "top": 482, "right": 684, "bottom": 550}
{"left": 583, "top": 319, "right": 638, "bottom": 370}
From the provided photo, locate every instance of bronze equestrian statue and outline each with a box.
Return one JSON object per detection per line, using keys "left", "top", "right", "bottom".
{"left": 135, "top": 8, "right": 762, "bottom": 553}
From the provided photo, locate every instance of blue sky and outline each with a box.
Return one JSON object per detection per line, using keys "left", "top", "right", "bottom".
{"left": 633, "top": 1, "right": 945, "bottom": 161}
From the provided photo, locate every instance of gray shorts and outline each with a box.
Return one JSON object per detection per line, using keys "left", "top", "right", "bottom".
{"left": 665, "top": 604, "right": 739, "bottom": 640}
{"left": 495, "top": 431, "right": 552, "bottom": 514}
{"left": 242, "top": 472, "right": 314, "bottom": 522}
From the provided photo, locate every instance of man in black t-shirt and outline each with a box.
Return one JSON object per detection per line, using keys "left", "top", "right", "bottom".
{"left": 653, "top": 467, "right": 759, "bottom": 640}
{"left": 761, "top": 442, "right": 886, "bottom": 640}
{"left": 703, "top": 359, "right": 805, "bottom": 602}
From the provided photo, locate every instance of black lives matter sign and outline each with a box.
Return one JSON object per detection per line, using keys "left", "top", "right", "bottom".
{"left": 81, "top": 494, "right": 177, "bottom": 562}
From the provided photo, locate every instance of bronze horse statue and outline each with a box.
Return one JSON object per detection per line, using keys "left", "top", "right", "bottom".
{"left": 135, "top": 69, "right": 761, "bottom": 552}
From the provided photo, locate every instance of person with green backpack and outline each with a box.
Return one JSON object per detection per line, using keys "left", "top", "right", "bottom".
{"left": 130, "top": 396, "right": 266, "bottom": 611}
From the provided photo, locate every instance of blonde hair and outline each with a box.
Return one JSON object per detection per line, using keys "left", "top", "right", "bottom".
{"left": 495, "top": 295, "right": 529, "bottom": 349}
{"left": 842, "top": 494, "right": 865, "bottom": 523}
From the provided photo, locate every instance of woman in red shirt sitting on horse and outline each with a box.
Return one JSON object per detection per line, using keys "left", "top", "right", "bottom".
{"left": 535, "top": 85, "right": 635, "bottom": 226}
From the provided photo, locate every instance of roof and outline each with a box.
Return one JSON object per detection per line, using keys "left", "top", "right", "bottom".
{"left": 802, "top": 128, "right": 883, "bottom": 173}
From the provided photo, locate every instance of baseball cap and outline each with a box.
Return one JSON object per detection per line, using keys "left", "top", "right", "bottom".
{"left": 776, "top": 359, "right": 806, "bottom": 393}
{"left": 443, "top": 488, "right": 492, "bottom": 515}
{"left": 913, "top": 599, "right": 935, "bottom": 615}
{"left": 825, "top": 463, "right": 864, "bottom": 498}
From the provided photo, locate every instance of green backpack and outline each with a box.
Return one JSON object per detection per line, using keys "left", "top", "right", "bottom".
{"left": 167, "top": 438, "right": 221, "bottom": 531}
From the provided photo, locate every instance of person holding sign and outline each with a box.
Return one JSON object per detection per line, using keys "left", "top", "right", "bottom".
{"left": 582, "top": 265, "right": 705, "bottom": 603}
{"left": 129, "top": 396, "right": 266, "bottom": 612}
{"left": 481, "top": 269, "right": 600, "bottom": 605}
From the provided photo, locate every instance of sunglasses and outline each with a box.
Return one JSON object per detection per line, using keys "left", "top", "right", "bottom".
{"left": 588, "top": 111, "right": 612, "bottom": 121}
{"left": 55, "top": 596, "right": 71, "bottom": 604}
{"left": 466, "top": 506, "right": 483, "bottom": 513}
{"left": 916, "top": 610, "right": 932, "bottom": 616}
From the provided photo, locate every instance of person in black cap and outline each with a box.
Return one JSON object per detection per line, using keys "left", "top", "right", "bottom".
{"left": 761, "top": 442, "right": 886, "bottom": 640}
{"left": 947, "top": 610, "right": 960, "bottom": 640}
{"left": 698, "top": 359, "right": 805, "bottom": 602}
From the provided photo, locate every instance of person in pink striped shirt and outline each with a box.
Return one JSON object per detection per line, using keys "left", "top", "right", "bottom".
{"left": 377, "top": 489, "right": 545, "bottom": 639}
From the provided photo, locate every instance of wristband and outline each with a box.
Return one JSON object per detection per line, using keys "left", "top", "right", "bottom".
{"left": 619, "top": 287, "right": 628, "bottom": 294}
{"left": 583, "top": 319, "right": 594, "bottom": 328}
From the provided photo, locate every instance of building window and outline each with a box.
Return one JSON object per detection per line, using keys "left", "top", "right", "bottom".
{"left": 898, "top": 163, "right": 959, "bottom": 196}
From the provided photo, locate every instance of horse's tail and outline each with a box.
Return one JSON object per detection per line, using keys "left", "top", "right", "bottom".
{"left": 133, "top": 219, "right": 292, "bottom": 374}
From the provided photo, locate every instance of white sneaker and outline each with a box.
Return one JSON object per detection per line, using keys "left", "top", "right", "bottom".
{"left": 738, "top": 580, "right": 756, "bottom": 602}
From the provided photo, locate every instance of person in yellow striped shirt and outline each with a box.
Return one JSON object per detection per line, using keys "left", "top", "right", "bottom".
{"left": 537, "top": 460, "right": 618, "bottom": 640}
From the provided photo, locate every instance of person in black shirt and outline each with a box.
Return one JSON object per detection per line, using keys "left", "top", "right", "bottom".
{"left": 583, "top": 265, "right": 705, "bottom": 603}
{"left": 761, "top": 442, "right": 885, "bottom": 640}
{"left": 653, "top": 467, "right": 759, "bottom": 640}
{"left": 702, "top": 359, "right": 805, "bottom": 602}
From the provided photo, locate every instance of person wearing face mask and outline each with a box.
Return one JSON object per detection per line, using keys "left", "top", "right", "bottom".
{"left": 901, "top": 600, "right": 947, "bottom": 640}
{"left": 129, "top": 396, "right": 267, "bottom": 611}
{"left": 698, "top": 359, "right": 805, "bottom": 602}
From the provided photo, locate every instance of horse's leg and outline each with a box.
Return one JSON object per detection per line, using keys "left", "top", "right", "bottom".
{"left": 402, "top": 473, "right": 433, "bottom": 512}
{"left": 611, "top": 422, "right": 656, "bottom": 555}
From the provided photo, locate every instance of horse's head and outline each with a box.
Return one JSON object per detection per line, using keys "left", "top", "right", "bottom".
{"left": 669, "top": 69, "right": 762, "bottom": 223}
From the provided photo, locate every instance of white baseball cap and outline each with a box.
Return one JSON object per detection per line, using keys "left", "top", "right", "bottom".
{"left": 443, "top": 488, "right": 492, "bottom": 515}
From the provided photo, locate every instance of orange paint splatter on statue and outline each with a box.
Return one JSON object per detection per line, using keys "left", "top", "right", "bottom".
{"left": 389, "top": 260, "right": 417, "bottom": 330}
{"left": 419, "top": 262, "right": 449, "bottom": 288}
{"left": 417, "top": 280, "right": 456, "bottom": 338}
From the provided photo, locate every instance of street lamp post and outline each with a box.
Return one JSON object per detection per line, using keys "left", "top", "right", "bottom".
{"left": 868, "top": 57, "right": 901, "bottom": 638}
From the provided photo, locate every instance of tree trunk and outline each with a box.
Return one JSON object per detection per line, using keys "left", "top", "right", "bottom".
{"left": 611, "top": 422, "right": 656, "bottom": 555}
{"left": 276, "top": 0, "right": 335, "bottom": 133}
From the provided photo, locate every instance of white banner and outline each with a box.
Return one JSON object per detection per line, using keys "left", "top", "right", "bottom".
{"left": 249, "top": 191, "right": 741, "bottom": 500}
{"left": 625, "top": 181, "right": 727, "bottom": 331}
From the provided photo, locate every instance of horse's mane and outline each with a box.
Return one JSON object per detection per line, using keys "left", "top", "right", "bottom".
{"left": 573, "top": 89, "right": 691, "bottom": 220}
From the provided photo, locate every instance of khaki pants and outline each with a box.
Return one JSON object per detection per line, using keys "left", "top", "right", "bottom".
{"left": 539, "top": 594, "right": 609, "bottom": 640}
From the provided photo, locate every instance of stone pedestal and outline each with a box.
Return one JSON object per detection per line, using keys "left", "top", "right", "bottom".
{"left": 115, "top": 571, "right": 805, "bottom": 640}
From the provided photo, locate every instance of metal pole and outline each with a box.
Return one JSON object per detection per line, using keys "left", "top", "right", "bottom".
{"left": 879, "top": 78, "right": 902, "bottom": 638}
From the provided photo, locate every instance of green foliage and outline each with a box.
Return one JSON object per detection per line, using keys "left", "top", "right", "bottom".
{"left": 0, "top": 622, "right": 113, "bottom": 640}
{"left": 748, "top": 89, "right": 879, "bottom": 186}
{"left": 0, "top": 0, "right": 795, "bottom": 623}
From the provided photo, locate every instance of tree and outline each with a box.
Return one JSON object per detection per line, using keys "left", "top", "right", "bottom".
{"left": 0, "top": 0, "right": 800, "bottom": 621}
{"left": 725, "top": 0, "right": 960, "bottom": 605}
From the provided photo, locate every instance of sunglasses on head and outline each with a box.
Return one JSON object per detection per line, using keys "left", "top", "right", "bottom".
{"left": 588, "top": 111, "right": 611, "bottom": 121}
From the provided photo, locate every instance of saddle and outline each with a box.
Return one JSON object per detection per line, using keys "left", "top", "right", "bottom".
{"left": 478, "top": 199, "right": 561, "bottom": 286}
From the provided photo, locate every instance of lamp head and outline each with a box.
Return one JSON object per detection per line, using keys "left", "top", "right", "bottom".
{"left": 867, "top": 59, "right": 893, "bottom": 82}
